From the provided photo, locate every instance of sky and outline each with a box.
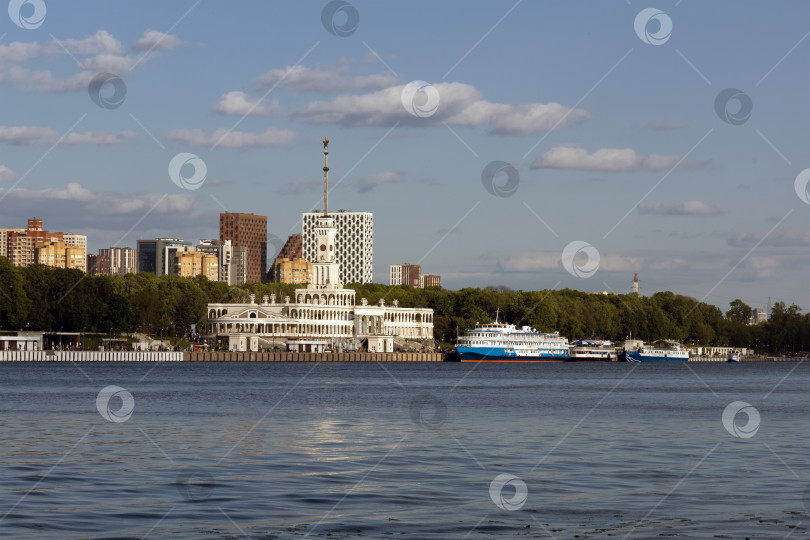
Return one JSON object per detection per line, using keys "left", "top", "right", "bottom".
{"left": 0, "top": 0, "right": 809, "bottom": 312}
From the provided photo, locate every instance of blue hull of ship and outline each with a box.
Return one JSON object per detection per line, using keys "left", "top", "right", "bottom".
{"left": 457, "top": 346, "right": 569, "bottom": 362}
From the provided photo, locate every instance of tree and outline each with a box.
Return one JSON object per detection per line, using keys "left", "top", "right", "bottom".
{"left": 0, "top": 257, "right": 29, "bottom": 329}
{"left": 726, "top": 299, "right": 752, "bottom": 324}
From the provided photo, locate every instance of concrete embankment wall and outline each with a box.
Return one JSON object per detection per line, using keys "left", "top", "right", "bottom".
{"left": 688, "top": 355, "right": 797, "bottom": 362}
{"left": 0, "top": 351, "right": 183, "bottom": 362}
{"left": 0, "top": 351, "right": 449, "bottom": 362}
{"left": 184, "top": 352, "right": 448, "bottom": 362}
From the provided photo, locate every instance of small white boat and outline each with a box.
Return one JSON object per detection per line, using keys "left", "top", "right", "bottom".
{"left": 727, "top": 350, "right": 741, "bottom": 362}
{"left": 624, "top": 340, "right": 689, "bottom": 362}
{"left": 569, "top": 339, "right": 617, "bottom": 361}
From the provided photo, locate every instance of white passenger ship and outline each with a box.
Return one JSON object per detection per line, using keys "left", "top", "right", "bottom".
{"left": 455, "top": 311, "right": 569, "bottom": 362}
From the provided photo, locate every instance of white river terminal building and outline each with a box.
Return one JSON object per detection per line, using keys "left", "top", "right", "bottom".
{"left": 205, "top": 139, "right": 434, "bottom": 352}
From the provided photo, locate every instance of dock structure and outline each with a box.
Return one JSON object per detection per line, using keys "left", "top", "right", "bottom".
{"left": 0, "top": 351, "right": 448, "bottom": 362}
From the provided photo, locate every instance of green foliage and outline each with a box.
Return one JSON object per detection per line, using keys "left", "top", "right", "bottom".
{"left": 0, "top": 257, "right": 806, "bottom": 354}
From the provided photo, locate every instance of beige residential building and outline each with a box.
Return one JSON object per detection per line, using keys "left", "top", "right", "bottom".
{"left": 62, "top": 234, "right": 87, "bottom": 272}
{"left": 175, "top": 251, "right": 219, "bottom": 280}
{"left": 273, "top": 257, "right": 313, "bottom": 284}
{"left": 35, "top": 241, "right": 86, "bottom": 271}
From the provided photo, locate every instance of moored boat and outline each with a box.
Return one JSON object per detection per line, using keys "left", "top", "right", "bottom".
{"left": 727, "top": 350, "right": 741, "bottom": 362}
{"left": 455, "top": 311, "right": 569, "bottom": 362}
{"left": 568, "top": 339, "right": 617, "bottom": 361}
{"left": 624, "top": 339, "right": 689, "bottom": 362}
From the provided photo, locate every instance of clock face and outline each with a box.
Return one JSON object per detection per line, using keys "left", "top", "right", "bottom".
{"left": 320, "top": 244, "right": 326, "bottom": 251}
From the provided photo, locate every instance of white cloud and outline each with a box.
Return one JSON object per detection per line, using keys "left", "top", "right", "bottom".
{"left": 728, "top": 229, "right": 810, "bottom": 248}
{"left": 0, "top": 125, "right": 135, "bottom": 145}
{"left": 213, "top": 91, "right": 282, "bottom": 117}
{"left": 357, "top": 171, "right": 405, "bottom": 193}
{"left": 0, "top": 182, "right": 197, "bottom": 214}
{"left": 0, "top": 30, "right": 167, "bottom": 92}
{"left": 530, "top": 146, "right": 694, "bottom": 172}
{"left": 291, "top": 82, "right": 591, "bottom": 134}
{"left": 253, "top": 65, "right": 397, "bottom": 93}
{"left": 165, "top": 127, "right": 296, "bottom": 148}
{"left": 131, "top": 30, "right": 184, "bottom": 52}
{"left": 0, "top": 30, "right": 124, "bottom": 63}
{"left": 498, "top": 251, "right": 689, "bottom": 273}
{"left": 638, "top": 200, "right": 721, "bottom": 216}
{"left": 742, "top": 256, "right": 782, "bottom": 279}
{"left": 0, "top": 165, "right": 13, "bottom": 183}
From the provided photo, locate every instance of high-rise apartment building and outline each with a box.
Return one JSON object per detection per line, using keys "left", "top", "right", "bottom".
{"left": 197, "top": 239, "right": 247, "bottom": 285}
{"left": 136, "top": 238, "right": 191, "bottom": 276}
{"left": 219, "top": 213, "right": 267, "bottom": 284}
{"left": 87, "top": 253, "right": 98, "bottom": 274}
{"left": 1, "top": 219, "right": 64, "bottom": 267}
{"left": 390, "top": 263, "right": 421, "bottom": 287}
{"left": 62, "top": 234, "right": 87, "bottom": 272}
{"left": 89, "top": 247, "right": 137, "bottom": 276}
{"left": 303, "top": 210, "right": 372, "bottom": 284}
{"left": 391, "top": 264, "right": 440, "bottom": 288}
{"left": 269, "top": 234, "right": 303, "bottom": 281}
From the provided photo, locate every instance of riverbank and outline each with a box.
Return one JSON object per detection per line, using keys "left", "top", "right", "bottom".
{"left": 1, "top": 351, "right": 807, "bottom": 362}
{"left": 0, "top": 351, "right": 449, "bottom": 362}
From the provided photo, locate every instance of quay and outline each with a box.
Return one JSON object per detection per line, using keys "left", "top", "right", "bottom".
{"left": 0, "top": 351, "right": 449, "bottom": 362}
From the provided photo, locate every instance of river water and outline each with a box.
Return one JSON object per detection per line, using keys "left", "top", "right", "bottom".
{"left": 0, "top": 361, "right": 807, "bottom": 539}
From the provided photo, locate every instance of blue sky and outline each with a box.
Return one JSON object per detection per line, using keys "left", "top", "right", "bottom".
{"left": 1, "top": 0, "right": 809, "bottom": 312}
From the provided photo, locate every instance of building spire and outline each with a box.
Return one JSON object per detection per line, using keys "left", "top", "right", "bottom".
{"left": 323, "top": 137, "right": 329, "bottom": 216}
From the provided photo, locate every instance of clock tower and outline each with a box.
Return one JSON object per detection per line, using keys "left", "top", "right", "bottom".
{"left": 311, "top": 138, "right": 341, "bottom": 289}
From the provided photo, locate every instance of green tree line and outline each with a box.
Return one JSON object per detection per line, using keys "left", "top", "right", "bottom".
{"left": 0, "top": 257, "right": 802, "bottom": 354}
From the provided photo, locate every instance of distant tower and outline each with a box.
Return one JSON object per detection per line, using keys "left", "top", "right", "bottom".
{"left": 323, "top": 137, "right": 329, "bottom": 216}
{"left": 633, "top": 273, "right": 639, "bottom": 295}
{"left": 767, "top": 296, "right": 772, "bottom": 316}
{"left": 311, "top": 138, "right": 340, "bottom": 289}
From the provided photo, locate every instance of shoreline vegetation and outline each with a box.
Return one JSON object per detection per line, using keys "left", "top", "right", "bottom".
{"left": 0, "top": 258, "right": 805, "bottom": 356}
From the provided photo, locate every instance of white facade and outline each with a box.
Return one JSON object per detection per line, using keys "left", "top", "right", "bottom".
{"left": 206, "top": 295, "right": 434, "bottom": 344}
{"left": 208, "top": 139, "right": 431, "bottom": 349}
{"left": 390, "top": 264, "right": 403, "bottom": 286}
{"left": 63, "top": 233, "right": 87, "bottom": 251}
{"left": 303, "top": 211, "right": 372, "bottom": 284}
